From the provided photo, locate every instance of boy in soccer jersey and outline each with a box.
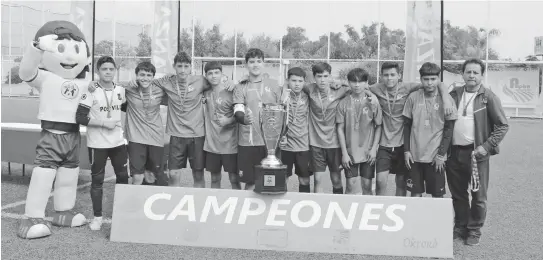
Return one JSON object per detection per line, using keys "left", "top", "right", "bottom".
{"left": 234, "top": 48, "right": 284, "bottom": 191}
{"left": 337, "top": 68, "right": 382, "bottom": 195}
{"left": 124, "top": 61, "right": 168, "bottom": 186}
{"left": 278, "top": 67, "right": 312, "bottom": 193}
{"left": 75, "top": 56, "right": 129, "bottom": 231}
{"left": 369, "top": 62, "right": 454, "bottom": 196}
{"left": 305, "top": 63, "right": 352, "bottom": 194}
{"left": 402, "top": 62, "right": 457, "bottom": 198}
{"left": 202, "top": 61, "right": 240, "bottom": 189}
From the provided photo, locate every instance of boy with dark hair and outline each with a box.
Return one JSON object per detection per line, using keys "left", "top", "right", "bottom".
{"left": 75, "top": 56, "right": 128, "bottom": 231}
{"left": 233, "top": 48, "right": 284, "bottom": 190}
{"left": 337, "top": 68, "right": 382, "bottom": 195}
{"left": 370, "top": 62, "right": 454, "bottom": 197}
{"left": 279, "top": 67, "right": 312, "bottom": 193}
{"left": 305, "top": 62, "right": 351, "bottom": 194}
{"left": 402, "top": 62, "right": 457, "bottom": 198}
{"left": 124, "top": 61, "right": 168, "bottom": 186}
{"left": 203, "top": 61, "right": 240, "bottom": 189}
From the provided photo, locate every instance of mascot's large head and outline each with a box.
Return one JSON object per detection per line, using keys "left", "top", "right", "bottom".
{"left": 35, "top": 20, "right": 91, "bottom": 79}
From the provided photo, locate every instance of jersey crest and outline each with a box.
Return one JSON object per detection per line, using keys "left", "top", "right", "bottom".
{"left": 61, "top": 81, "right": 79, "bottom": 99}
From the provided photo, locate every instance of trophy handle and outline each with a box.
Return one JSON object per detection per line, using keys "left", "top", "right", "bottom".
{"left": 258, "top": 109, "right": 268, "bottom": 149}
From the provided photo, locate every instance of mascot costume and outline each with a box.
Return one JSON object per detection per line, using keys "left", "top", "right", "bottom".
{"left": 17, "top": 20, "right": 91, "bottom": 239}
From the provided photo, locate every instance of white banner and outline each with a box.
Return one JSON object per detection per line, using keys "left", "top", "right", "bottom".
{"left": 403, "top": 0, "right": 442, "bottom": 83}
{"left": 152, "top": 0, "right": 179, "bottom": 75}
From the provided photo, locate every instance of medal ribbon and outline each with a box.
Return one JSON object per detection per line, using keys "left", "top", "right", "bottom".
{"left": 462, "top": 88, "right": 477, "bottom": 117}
{"left": 422, "top": 92, "right": 438, "bottom": 127}
{"left": 317, "top": 87, "right": 330, "bottom": 120}
{"left": 99, "top": 82, "right": 115, "bottom": 119}
{"left": 175, "top": 77, "right": 189, "bottom": 112}
{"left": 385, "top": 85, "right": 400, "bottom": 117}
{"left": 139, "top": 85, "right": 153, "bottom": 119}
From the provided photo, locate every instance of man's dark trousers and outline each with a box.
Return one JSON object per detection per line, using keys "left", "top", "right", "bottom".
{"left": 446, "top": 145, "right": 490, "bottom": 237}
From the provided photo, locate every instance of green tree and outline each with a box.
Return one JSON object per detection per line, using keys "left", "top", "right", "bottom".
{"left": 135, "top": 31, "right": 152, "bottom": 62}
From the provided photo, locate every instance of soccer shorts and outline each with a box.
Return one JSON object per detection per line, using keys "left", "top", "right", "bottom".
{"left": 34, "top": 130, "right": 81, "bottom": 169}
{"left": 281, "top": 150, "right": 311, "bottom": 178}
{"left": 344, "top": 162, "right": 375, "bottom": 179}
{"left": 376, "top": 145, "right": 409, "bottom": 175}
{"left": 237, "top": 145, "right": 267, "bottom": 184}
{"left": 205, "top": 152, "right": 238, "bottom": 173}
{"left": 309, "top": 146, "right": 341, "bottom": 173}
{"left": 168, "top": 136, "right": 205, "bottom": 171}
{"left": 407, "top": 162, "right": 446, "bottom": 196}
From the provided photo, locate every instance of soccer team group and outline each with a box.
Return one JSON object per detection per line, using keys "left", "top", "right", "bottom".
{"left": 77, "top": 47, "right": 509, "bottom": 246}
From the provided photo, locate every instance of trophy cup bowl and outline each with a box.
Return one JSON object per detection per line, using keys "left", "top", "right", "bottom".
{"left": 254, "top": 103, "right": 288, "bottom": 194}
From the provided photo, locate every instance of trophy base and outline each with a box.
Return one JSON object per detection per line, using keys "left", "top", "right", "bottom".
{"left": 254, "top": 165, "right": 288, "bottom": 194}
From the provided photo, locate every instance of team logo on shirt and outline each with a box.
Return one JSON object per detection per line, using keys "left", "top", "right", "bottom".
{"left": 265, "top": 86, "right": 271, "bottom": 92}
{"left": 328, "top": 95, "right": 334, "bottom": 101}
{"left": 188, "top": 85, "right": 194, "bottom": 92}
{"left": 81, "top": 94, "right": 87, "bottom": 100}
{"left": 434, "top": 103, "right": 439, "bottom": 110}
{"left": 216, "top": 97, "right": 222, "bottom": 105}
{"left": 60, "top": 81, "right": 79, "bottom": 99}
{"left": 363, "top": 106, "right": 369, "bottom": 114}
{"left": 117, "top": 93, "right": 122, "bottom": 100}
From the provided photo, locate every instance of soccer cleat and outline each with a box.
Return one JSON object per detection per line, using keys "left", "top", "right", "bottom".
{"left": 89, "top": 217, "right": 103, "bottom": 231}
{"left": 453, "top": 230, "right": 466, "bottom": 241}
{"left": 17, "top": 218, "right": 52, "bottom": 239}
{"left": 465, "top": 234, "right": 481, "bottom": 246}
{"left": 50, "top": 210, "right": 87, "bottom": 227}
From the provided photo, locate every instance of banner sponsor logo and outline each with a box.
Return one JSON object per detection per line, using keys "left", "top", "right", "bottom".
{"left": 111, "top": 185, "right": 453, "bottom": 258}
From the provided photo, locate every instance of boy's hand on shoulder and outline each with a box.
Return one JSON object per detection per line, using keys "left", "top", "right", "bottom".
{"left": 87, "top": 81, "right": 98, "bottom": 93}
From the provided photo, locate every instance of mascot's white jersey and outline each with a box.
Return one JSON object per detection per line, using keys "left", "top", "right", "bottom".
{"left": 31, "top": 70, "right": 88, "bottom": 124}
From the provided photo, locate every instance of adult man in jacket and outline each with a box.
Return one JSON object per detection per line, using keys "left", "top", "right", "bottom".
{"left": 447, "top": 58, "right": 509, "bottom": 246}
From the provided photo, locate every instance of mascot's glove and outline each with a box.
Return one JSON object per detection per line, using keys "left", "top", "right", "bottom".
{"left": 34, "top": 34, "right": 59, "bottom": 53}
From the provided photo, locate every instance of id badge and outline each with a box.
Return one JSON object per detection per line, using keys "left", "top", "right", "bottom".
{"left": 424, "top": 119, "right": 430, "bottom": 127}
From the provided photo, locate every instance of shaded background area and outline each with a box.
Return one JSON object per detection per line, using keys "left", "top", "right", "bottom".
{"left": 2, "top": 1, "right": 542, "bottom": 117}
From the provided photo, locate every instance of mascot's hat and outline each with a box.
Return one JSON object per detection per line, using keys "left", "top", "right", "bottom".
{"left": 34, "top": 20, "right": 86, "bottom": 43}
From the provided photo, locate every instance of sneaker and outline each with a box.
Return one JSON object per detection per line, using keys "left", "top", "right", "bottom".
{"left": 453, "top": 229, "right": 467, "bottom": 241}
{"left": 89, "top": 217, "right": 103, "bottom": 231}
{"left": 465, "top": 234, "right": 480, "bottom": 246}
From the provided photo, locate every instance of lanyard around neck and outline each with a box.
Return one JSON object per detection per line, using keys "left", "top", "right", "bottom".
{"left": 175, "top": 77, "right": 189, "bottom": 111}
{"left": 316, "top": 87, "right": 330, "bottom": 120}
{"left": 385, "top": 85, "right": 400, "bottom": 115}
{"left": 98, "top": 82, "right": 115, "bottom": 118}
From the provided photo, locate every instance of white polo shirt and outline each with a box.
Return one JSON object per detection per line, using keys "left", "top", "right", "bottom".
{"left": 79, "top": 84, "right": 126, "bottom": 149}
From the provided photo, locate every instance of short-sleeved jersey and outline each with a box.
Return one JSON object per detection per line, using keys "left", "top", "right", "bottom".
{"left": 402, "top": 89, "right": 458, "bottom": 162}
{"left": 203, "top": 85, "right": 238, "bottom": 154}
{"left": 154, "top": 75, "right": 210, "bottom": 138}
{"left": 124, "top": 85, "right": 167, "bottom": 147}
{"left": 336, "top": 94, "right": 383, "bottom": 163}
{"left": 283, "top": 91, "right": 310, "bottom": 152}
{"left": 370, "top": 82, "right": 420, "bottom": 147}
{"left": 307, "top": 84, "right": 349, "bottom": 148}
{"left": 79, "top": 84, "right": 126, "bottom": 149}
{"left": 233, "top": 78, "right": 283, "bottom": 146}
{"left": 28, "top": 70, "right": 88, "bottom": 124}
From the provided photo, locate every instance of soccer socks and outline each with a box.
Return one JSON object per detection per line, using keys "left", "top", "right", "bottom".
{"left": 19, "top": 167, "right": 56, "bottom": 239}
{"left": 53, "top": 167, "right": 79, "bottom": 211}
{"left": 53, "top": 167, "right": 86, "bottom": 227}
{"left": 333, "top": 187, "right": 344, "bottom": 194}
{"left": 299, "top": 184, "right": 310, "bottom": 193}
{"left": 25, "top": 167, "right": 56, "bottom": 219}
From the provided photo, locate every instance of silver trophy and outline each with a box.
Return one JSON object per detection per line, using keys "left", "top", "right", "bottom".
{"left": 254, "top": 103, "right": 289, "bottom": 194}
